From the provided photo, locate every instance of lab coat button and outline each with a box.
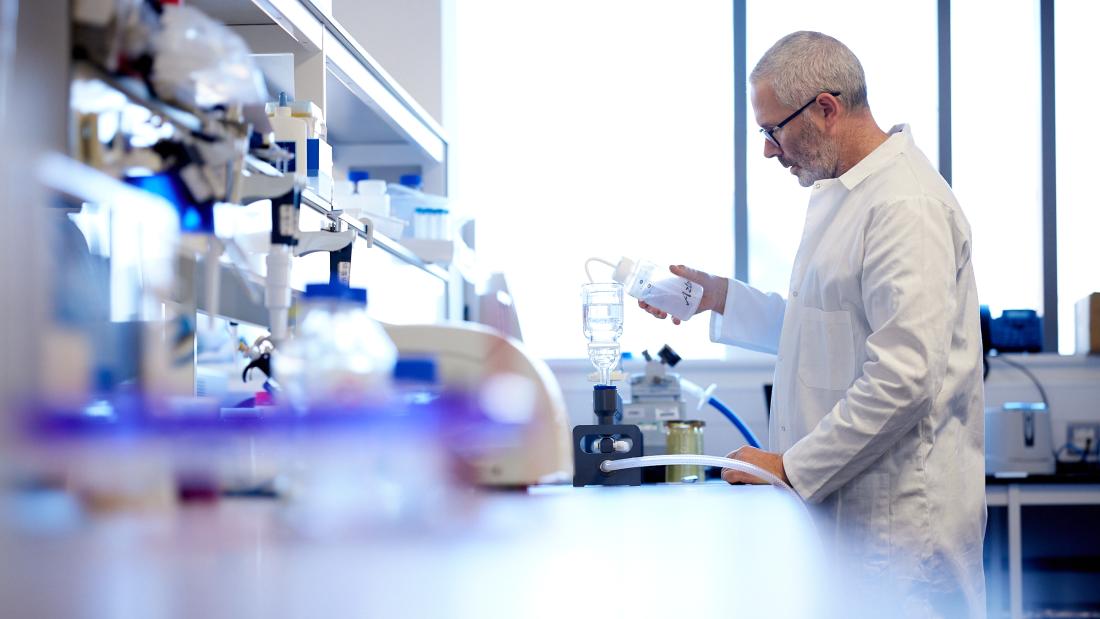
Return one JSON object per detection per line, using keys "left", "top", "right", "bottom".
{"left": 781, "top": 425, "right": 787, "bottom": 432}
{"left": 792, "top": 290, "right": 798, "bottom": 298}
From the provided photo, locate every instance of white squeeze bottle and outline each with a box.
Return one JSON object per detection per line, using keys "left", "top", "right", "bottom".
{"left": 610, "top": 257, "right": 704, "bottom": 321}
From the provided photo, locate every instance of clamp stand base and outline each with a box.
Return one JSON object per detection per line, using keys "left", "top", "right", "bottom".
{"left": 572, "top": 424, "right": 644, "bottom": 487}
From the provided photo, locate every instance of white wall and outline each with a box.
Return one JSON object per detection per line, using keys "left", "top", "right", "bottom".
{"left": 332, "top": 0, "right": 446, "bottom": 128}
{"left": 550, "top": 353, "right": 1100, "bottom": 458}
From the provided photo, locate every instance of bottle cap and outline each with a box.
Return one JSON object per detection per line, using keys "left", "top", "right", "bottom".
{"left": 611, "top": 257, "right": 634, "bottom": 284}
{"left": 393, "top": 358, "right": 437, "bottom": 383}
{"left": 304, "top": 283, "right": 368, "bottom": 305}
{"left": 346, "top": 287, "right": 368, "bottom": 305}
{"left": 348, "top": 169, "right": 370, "bottom": 183}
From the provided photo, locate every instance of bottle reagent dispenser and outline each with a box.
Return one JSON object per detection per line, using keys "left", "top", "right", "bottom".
{"left": 600, "top": 257, "right": 704, "bottom": 322}
{"left": 581, "top": 282, "right": 624, "bottom": 385}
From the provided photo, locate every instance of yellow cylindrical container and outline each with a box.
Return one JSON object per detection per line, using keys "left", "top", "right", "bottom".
{"left": 665, "top": 420, "right": 705, "bottom": 482}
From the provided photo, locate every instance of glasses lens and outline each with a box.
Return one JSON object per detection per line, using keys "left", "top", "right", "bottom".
{"left": 760, "top": 128, "right": 779, "bottom": 148}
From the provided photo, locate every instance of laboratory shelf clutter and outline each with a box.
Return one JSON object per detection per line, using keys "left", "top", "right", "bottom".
{"left": 190, "top": 0, "right": 447, "bottom": 166}
{"left": 207, "top": 0, "right": 454, "bottom": 279}
{"left": 61, "top": 0, "right": 461, "bottom": 325}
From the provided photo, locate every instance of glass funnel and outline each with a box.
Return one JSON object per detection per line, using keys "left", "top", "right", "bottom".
{"left": 581, "top": 282, "right": 624, "bottom": 385}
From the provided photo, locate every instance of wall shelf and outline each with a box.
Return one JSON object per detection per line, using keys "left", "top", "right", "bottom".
{"left": 300, "top": 188, "right": 448, "bottom": 282}
{"left": 185, "top": 0, "right": 455, "bottom": 320}
{"left": 189, "top": 0, "right": 447, "bottom": 162}
{"left": 190, "top": 0, "right": 322, "bottom": 50}
{"left": 65, "top": 0, "right": 458, "bottom": 326}
{"left": 365, "top": 227, "right": 449, "bottom": 281}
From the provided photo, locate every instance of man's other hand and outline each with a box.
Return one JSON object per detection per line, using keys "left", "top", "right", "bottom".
{"left": 722, "top": 446, "right": 790, "bottom": 486}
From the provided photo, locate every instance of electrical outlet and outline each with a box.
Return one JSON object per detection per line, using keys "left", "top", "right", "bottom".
{"left": 1067, "top": 423, "right": 1100, "bottom": 456}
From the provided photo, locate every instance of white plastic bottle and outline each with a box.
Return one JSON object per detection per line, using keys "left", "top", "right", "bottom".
{"left": 611, "top": 257, "right": 704, "bottom": 321}
{"left": 269, "top": 92, "right": 308, "bottom": 177}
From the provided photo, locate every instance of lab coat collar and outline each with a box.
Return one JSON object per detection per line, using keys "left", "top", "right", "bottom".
{"left": 838, "top": 124, "right": 911, "bottom": 192}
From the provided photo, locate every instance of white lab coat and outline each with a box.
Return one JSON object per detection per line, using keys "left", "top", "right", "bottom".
{"left": 711, "top": 126, "right": 986, "bottom": 618}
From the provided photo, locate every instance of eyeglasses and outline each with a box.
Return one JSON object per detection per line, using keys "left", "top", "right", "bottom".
{"left": 759, "top": 91, "right": 841, "bottom": 149}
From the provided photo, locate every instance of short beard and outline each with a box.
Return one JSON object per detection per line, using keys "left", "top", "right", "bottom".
{"left": 793, "top": 121, "right": 839, "bottom": 187}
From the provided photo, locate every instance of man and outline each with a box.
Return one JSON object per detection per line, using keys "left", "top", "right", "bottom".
{"left": 641, "top": 32, "right": 986, "bottom": 617}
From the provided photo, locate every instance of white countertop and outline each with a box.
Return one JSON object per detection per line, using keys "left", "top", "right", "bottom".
{"left": 2, "top": 483, "right": 825, "bottom": 618}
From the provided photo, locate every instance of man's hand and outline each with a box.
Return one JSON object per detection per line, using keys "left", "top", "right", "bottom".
{"left": 637, "top": 265, "right": 729, "bottom": 324}
{"left": 721, "top": 446, "right": 790, "bottom": 486}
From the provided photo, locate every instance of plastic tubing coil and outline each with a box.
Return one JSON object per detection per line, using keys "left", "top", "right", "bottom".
{"left": 600, "top": 454, "right": 802, "bottom": 501}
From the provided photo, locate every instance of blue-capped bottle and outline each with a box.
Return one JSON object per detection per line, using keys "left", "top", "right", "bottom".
{"left": 275, "top": 283, "right": 397, "bottom": 413}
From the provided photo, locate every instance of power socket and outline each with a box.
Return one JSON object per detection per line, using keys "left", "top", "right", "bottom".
{"left": 1067, "top": 423, "right": 1100, "bottom": 458}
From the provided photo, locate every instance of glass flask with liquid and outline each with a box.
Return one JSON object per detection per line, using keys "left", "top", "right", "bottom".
{"left": 581, "top": 282, "right": 624, "bottom": 385}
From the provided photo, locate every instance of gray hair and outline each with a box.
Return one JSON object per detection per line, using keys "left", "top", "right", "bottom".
{"left": 750, "top": 31, "right": 869, "bottom": 111}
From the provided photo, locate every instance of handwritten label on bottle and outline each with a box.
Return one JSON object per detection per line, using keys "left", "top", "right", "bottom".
{"left": 681, "top": 281, "right": 695, "bottom": 306}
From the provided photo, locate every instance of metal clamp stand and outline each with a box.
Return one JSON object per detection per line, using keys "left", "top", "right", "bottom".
{"left": 573, "top": 385, "right": 644, "bottom": 487}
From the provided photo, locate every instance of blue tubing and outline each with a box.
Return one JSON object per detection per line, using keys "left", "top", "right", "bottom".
{"left": 708, "top": 397, "right": 761, "bottom": 448}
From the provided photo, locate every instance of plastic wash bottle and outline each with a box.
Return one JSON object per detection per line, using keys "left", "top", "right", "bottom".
{"left": 610, "top": 257, "right": 704, "bottom": 321}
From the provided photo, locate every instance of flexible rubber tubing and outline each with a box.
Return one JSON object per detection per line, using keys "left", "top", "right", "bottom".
{"left": 708, "top": 397, "right": 762, "bottom": 448}
{"left": 599, "top": 454, "right": 801, "bottom": 500}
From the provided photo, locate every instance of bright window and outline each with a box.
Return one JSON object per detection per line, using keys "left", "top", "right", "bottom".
{"left": 745, "top": 2, "right": 939, "bottom": 296}
{"left": 953, "top": 0, "right": 1043, "bottom": 321}
{"left": 1056, "top": 2, "right": 1100, "bottom": 353}
{"left": 454, "top": 1, "right": 733, "bottom": 359}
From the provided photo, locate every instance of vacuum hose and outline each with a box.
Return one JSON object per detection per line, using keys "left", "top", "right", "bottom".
{"left": 708, "top": 396, "right": 762, "bottom": 448}
{"left": 679, "top": 379, "right": 762, "bottom": 448}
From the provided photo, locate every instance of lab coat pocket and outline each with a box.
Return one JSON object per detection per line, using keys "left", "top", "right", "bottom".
{"left": 797, "top": 307, "right": 855, "bottom": 391}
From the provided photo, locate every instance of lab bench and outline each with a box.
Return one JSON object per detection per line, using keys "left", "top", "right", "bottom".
{"left": 985, "top": 478, "right": 1100, "bottom": 618}
{"left": 14, "top": 476, "right": 1099, "bottom": 617}
{"left": 3, "top": 484, "right": 825, "bottom": 618}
